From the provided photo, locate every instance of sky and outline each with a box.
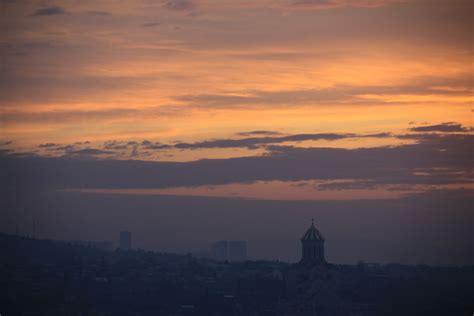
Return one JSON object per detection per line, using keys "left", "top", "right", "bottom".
{"left": 0, "top": 0, "right": 473, "bottom": 264}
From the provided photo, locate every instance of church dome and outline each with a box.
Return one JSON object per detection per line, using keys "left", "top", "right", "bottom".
{"left": 301, "top": 220, "right": 325, "bottom": 242}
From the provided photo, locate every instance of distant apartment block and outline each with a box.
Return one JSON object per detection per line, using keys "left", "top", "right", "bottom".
{"left": 211, "top": 240, "right": 228, "bottom": 261}
{"left": 119, "top": 231, "right": 132, "bottom": 250}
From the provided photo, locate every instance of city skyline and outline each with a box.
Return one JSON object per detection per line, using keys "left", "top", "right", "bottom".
{"left": 1, "top": 0, "right": 473, "bottom": 266}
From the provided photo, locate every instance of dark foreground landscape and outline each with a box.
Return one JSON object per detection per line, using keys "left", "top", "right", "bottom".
{"left": 1, "top": 234, "right": 473, "bottom": 316}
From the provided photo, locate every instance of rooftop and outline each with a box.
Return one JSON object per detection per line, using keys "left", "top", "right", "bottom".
{"left": 301, "top": 219, "right": 324, "bottom": 242}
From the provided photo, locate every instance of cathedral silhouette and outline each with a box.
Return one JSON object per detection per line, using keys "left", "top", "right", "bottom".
{"left": 301, "top": 219, "right": 325, "bottom": 264}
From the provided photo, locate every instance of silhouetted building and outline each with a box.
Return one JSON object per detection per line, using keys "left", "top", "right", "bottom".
{"left": 211, "top": 240, "right": 228, "bottom": 261}
{"left": 228, "top": 240, "right": 247, "bottom": 262}
{"left": 301, "top": 219, "right": 325, "bottom": 264}
{"left": 119, "top": 231, "right": 132, "bottom": 250}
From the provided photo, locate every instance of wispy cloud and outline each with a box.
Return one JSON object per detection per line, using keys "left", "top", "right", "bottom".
{"left": 38, "top": 143, "right": 60, "bottom": 148}
{"left": 174, "top": 75, "right": 472, "bottom": 109}
{"left": 142, "top": 22, "right": 161, "bottom": 27}
{"left": 236, "top": 131, "right": 284, "bottom": 137}
{"left": 1, "top": 105, "right": 185, "bottom": 125}
{"left": 409, "top": 122, "right": 470, "bottom": 133}
{"left": 289, "top": 0, "right": 405, "bottom": 10}
{"left": 164, "top": 0, "right": 195, "bottom": 11}
{"left": 31, "top": 6, "right": 67, "bottom": 16}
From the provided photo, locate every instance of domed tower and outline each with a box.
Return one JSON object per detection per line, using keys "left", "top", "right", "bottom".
{"left": 301, "top": 219, "right": 325, "bottom": 264}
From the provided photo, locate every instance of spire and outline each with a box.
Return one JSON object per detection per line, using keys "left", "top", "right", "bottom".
{"left": 301, "top": 218, "right": 324, "bottom": 242}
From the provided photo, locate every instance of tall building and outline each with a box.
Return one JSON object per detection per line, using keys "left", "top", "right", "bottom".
{"left": 228, "top": 241, "right": 247, "bottom": 262}
{"left": 211, "top": 240, "right": 228, "bottom": 261}
{"left": 301, "top": 219, "right": 325, "bottom": 264}
{"left": 119, "top": 231, "right": 132, "bottom": 250}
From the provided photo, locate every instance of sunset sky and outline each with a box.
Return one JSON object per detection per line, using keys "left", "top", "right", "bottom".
{"left": 1, "top": 0, "right": 473, "bottom": 263}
